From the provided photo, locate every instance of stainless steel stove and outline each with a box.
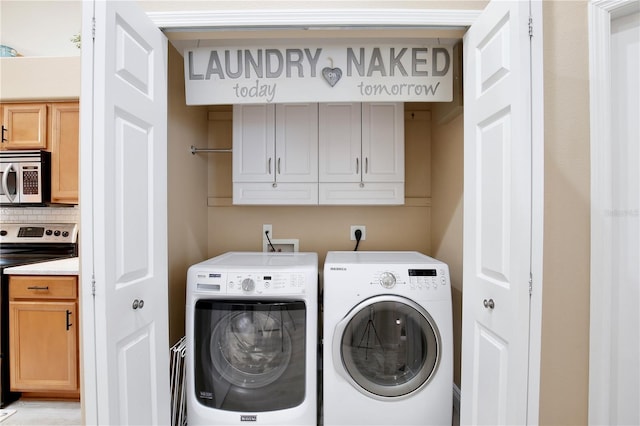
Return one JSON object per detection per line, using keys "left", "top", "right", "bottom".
{"left": 0, "top": 223, "right": 78, "bottom": 407}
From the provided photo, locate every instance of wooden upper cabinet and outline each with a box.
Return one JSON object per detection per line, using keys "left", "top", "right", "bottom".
{"left": 50, "top": 102, "right": 79, "bottom": 204}
{"left": 1, "top": 103, "right": 48, "bottom": 150}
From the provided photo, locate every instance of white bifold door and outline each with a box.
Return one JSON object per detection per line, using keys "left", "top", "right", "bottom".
{"left": 461, "top": 1, "right": 539, "bottom": 424}
{"left": 80, "top": 1, "right": 170, "bottom": 424}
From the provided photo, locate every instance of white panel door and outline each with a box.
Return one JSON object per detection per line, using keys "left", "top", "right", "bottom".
{"left": 275, "top": 103, "right": 318, "bottom": 183}
{"left": 461, "top": 1, "right": 534, "bottom": 424}
{"left": 318, "top": 102, "right": 362, "bottom": 182}
{"left": 232, "top": 104, "right": 275, "bottom": 182}
{"left": 361, "top": 102, "right": 404, "bottom": 182}
{"left": 80, "top": 1, "right": 170, "bottom": 424}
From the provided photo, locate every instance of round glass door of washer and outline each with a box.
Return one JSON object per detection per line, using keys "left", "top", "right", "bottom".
{"left": 211, "top": 310, "right": 292, "bottom": 388}
{"left": 335, "top": 295, "right": 440, "bottom": 398}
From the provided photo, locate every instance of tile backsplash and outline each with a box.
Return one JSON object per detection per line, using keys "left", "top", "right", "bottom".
{"left": 0, "top": 206, "right": 80, "bottom": 224}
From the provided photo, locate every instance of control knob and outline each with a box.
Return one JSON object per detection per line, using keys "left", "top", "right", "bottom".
{"left": 241, "top": 278, "right": 256, "bottom": 293}
{"left": 379, "top": 272, "right": 396, "bottom": 289}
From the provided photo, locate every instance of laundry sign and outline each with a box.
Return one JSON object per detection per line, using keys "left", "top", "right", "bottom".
{"left": 183, "top": 40, "right": 453, "bottom": 104}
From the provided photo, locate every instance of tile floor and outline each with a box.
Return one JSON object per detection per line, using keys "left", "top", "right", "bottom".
{"left": 0, "top": 400, "right": 81, "bottom": 425}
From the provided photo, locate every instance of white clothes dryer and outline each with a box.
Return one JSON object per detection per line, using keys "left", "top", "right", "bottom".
{"left": 323, "top": 251, "right": 453, "bottom": 426}
{"left": 186, "top": 252, "right": 318, "bottom": 426}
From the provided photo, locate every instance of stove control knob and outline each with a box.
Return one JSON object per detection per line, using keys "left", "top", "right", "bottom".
{"left": 62, "top": 231, "right": 69, "bottom": 238}
{"left": 0, "top": 230, "right": 7, "bottom": 236}
{"left": 241, "top": 278, "right": 256, "bottom": 293}
{"left": 45, "top": 229, "right": 53, "bottom": 236}
{"left": 379, "top": 272, "right": 396, "bottom": 289}
{"left": 54, "top": 230, "right": 61, "bottom": 236}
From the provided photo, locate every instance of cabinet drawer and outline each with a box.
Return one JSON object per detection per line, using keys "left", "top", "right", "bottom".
{"left": 9, "top": 276, "right": 77, "bottom": 300}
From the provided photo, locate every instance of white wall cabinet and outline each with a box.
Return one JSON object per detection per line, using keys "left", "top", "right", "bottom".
{"left": 233, "top": 103, "right": 318, "bottom": 204}
{"left": 233, "top": 102, "right": 403, "bottom": 205}
{"left": 319, "top": 102, "right": 404, "bottom": 204}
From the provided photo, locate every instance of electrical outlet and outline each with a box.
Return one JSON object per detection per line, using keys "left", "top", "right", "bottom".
{"left": 350, "top": 225, "right": 366, "bottom": 241}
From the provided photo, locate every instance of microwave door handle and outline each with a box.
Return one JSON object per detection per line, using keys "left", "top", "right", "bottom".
{"left": 2, "top": 163, "right": 17, "bottom": 202}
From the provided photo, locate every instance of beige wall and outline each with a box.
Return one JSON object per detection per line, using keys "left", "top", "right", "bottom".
{"left": 431, "top": 112, "right": 464, "bottom": 387}
{"left": 0, "top": 0, "right": 81, "bottom": 57}
{"left": 166, "top": 44, "right": 210, "bottom": 345}
{"left": 540, "top": 1, "right": 591, "bottom": 424}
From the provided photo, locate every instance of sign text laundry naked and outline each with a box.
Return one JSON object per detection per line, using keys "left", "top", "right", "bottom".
{"left": 184, "top": 41, "right": 453, "bottom": 104}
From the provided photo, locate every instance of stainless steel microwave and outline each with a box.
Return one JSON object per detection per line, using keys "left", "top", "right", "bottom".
{"left": 0, "top": 150, "right": 50, "bottom": 205}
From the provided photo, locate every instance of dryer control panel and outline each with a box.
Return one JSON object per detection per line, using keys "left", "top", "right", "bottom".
{"left": 193, "top": 270, "right": 308, "bottom": 295}
{"left": 372, "top": 266, "right": 449, "bottom": 291}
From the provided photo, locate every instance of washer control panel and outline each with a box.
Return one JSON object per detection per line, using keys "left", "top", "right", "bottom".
{"left": 194, "top": 271, "right": 308, "bottom": 295}
{"left": 372, "top": 267, "right": 449, "bottom": 291}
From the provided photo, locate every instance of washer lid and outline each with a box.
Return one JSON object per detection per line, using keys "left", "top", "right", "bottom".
{"left": 325, "top": 251, "right": 442, "bottom": 266}
{"left": 196, "top": 251, "right": 318, "bottom": 269}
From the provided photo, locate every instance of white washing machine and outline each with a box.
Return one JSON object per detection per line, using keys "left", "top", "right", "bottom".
{"left": 323, "top": 251, "right": 453, "bottom": 426}
{"left": 186, "top": 252, "right": 318, "bottom": 426}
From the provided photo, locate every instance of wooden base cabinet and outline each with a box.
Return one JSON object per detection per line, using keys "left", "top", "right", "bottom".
{"left": 8, "top": 276, "right": 79, "bottom": 395}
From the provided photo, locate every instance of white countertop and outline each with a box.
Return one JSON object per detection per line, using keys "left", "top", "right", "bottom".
{"left": 3, "top": 257, "right": 79, "bottom": 276}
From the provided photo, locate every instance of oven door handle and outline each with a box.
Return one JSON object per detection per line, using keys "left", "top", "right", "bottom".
{"left": 2, "top": 162, "right": 17, "bottom": 203}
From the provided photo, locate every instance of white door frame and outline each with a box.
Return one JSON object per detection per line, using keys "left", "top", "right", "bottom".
{"left": 588, "top": 1, "right": 639, "bottom": 424}
{"left": 141, "top": 5, "right": 543, "bottom": 423}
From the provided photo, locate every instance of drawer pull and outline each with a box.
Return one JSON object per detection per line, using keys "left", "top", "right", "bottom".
{"left": 27, "top": 286, "right": 49, "bottom": 291}
{"left": 66, "top": 310, "right": 72, "bottom": 331}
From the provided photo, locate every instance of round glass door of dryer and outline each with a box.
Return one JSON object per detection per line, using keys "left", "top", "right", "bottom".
{"left": 335, "top": 295, "right": 440, "bottom": 398}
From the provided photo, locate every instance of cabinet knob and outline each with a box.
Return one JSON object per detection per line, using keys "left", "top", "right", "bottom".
{"left": 483, "top": 298, "right": 495, "bottom": 309}
{"left": 132, "top": 299, "right": 144, "bottom": 310}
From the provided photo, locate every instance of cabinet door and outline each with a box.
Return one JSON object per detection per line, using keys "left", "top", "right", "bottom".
{"left": 50, "top": 102, "right": 79, "bottom": 203}
{"left": 362, "top": 103, "right": 404, "bottom": 182}
{"left": 1, "top": 103, "right": 48, "bottom": 150}
{"left": 319, "top": 103, "right": 361, "bottom": 182}
{"left": 275, "top": 103, "right": 318, "bottom": 183}
{"left": 9, "top": 300, "right": 78, "bottom": 392}
{"left": 232, "top": 104, "right": 275, "bottom": 182}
